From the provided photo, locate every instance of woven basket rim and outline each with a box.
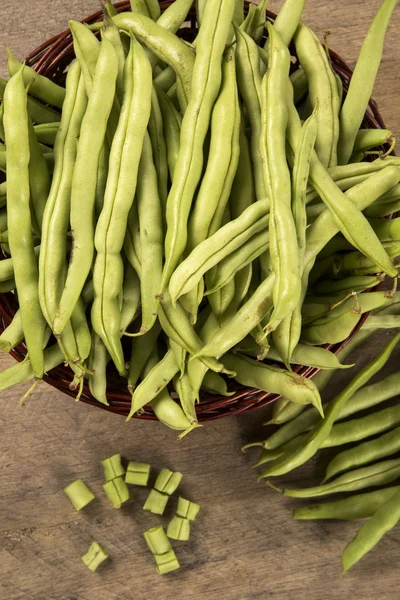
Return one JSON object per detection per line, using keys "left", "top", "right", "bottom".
{"left": 0, "top": 0, "right": 390, "bottom": 421}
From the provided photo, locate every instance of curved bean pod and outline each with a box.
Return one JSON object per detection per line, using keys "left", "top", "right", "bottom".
{"left": 53, "top": 38, "right": 118, "bottom": 337}
{"left": 127, "top": 322, "right": 161, "bottom": 392}
{"left": 88, "top": 332, "right": 110, "bottom": 406}
{"left": 0, "top": 310, "right": 24, "bottom": 353}
{"left": 354, "top": 128, "right": 394, "bottom": 153}
{"left": 273, "top": 0, "right": 307, "bottom": 46}
{"left": 294, "top": 24, "right": 339, "bottom": 167}
{"left": 6, "top": 47, "right": 65, "bottom": 109}
{"left": 234, "top": 26, "right": 266, "bottom": 204}
{"left": 0, "top": 77, "right": 61, "bottom": 125}
{"left": 38, "top": 62, "right": 86, "bottom": 366}
{"left": 261, "top": 24, "right": 301, "bottom": 334}
{"left": 91, "top": 36, "right": 152, "bottom": 375}
{"left": 187, "top": 47, "right": 241, "bottom": 251}
{"left": 4, "top": 67, "right": 47, "bottom": 378}
{"left": 155, "top": 85, "right": 181, "bottom": 179}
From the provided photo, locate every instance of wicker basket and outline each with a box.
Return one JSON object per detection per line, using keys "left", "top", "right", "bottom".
{"left": 0, "top": 1, "right": 390, "bottom": 421}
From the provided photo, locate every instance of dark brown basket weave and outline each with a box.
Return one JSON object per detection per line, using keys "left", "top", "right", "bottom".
{"left": 0, "top": 1, "right": 389, "bottom": 421}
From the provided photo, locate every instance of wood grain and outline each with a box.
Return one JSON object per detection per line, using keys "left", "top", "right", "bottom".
{"left": 1, "top": 1, "right": 400, "bottom": 598}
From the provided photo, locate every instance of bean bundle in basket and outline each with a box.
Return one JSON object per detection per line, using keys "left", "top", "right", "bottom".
{"left": 0, "top": 0, "right": 399, "bottom": 433}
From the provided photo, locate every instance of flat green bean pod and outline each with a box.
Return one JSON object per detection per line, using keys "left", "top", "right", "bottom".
{"left": 284, "top": 458, "right": 400, "bottom": 499}
{"left": 273, "top": 0, "right": 307, "bottom": 47}
{"left": 293, "top": 487, "right": 400, "bottom": 521}
{"left": 341, "top": 487, "right": 400, "bottom": 573}
{"left": 0, "top": 77, "right": 61, "bottom": 125}
{"left": 222, "top": 352, "right": 323, "bottom": 415}
{"left": 4, "top": 67, "right": 47, "bottom": 378}
{"left": 325, "top": 424, "right": 400, "bottom": 482}
{"left": 54, "top": 38, "right": 118, "bottom": 338}
{"left": 261, "top": 24, "right": 301, "bottom": 335}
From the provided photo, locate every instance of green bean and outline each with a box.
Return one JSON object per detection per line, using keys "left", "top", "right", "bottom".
{"left": 338, "top": 0, "right": 398, "bottom": 165}
{"left": 0, "top": 278, "right": 15, "bottom": 292}
{"left": 325, "top": 424, "right": 400, "bottom": 483}
{"left": 230, "top": 124, "right": 256, "bottom": 219}
{"left": 205, "top": 230, "right": 268, "bottom": 295}
{"left": 134, "top": 132, "right": 163, "bottom": 335}
{"left": 71, "top": 298, "right": 92, "bottom": 363}
{"left": 53, "top": 38, "right": 118, "bottom": 338}
{"left": 232, "top": 0, "right": 244, "bottom": 25}
{"left": 223, "top": 353, "right": 323, "bottom": 415}
{"left": 187, "top": 47, "right": 240, "bottom": 253}
{"left": 363, "top": 315, "right": 400, "bottom": 329}
{"left": 249, "top": 0, "right": 267, "bottom": 44}
{"left": 38, "top": 62, "right": 86, "bottom": 368}
{"left": 0, "top": 77, "right": 61, "bottom": 125}
{"left": 261, "top": 25, "right": 301, "bottom": 334}
{"left": 342, "top": 487, "right": 400, "bottom": 573}
{"left": 88, "top": 332, "right": 109, "bottom": 406}
{"left": 365, "top": 197, "right": 400, "bottom": 218}
{"left": 0, "top": 245, "right": 39, "bottom": 282}
{"left": 240, "top": 4, "right": 256, "bottom": 34}
{"left": 127, "top": 347, "right": 179, "bottom": 419}
{"left": 0, "top": 343, "right": 64, "bottom": 394}
{"left": 294, "top": 24, "right": 339, "bottom": 168}
{"left": 192, "top": 271, "right": 275, "bottom": 360}
{"left": 33, "top": 122, "right": 59, "bottom": 146}
{"left": 208, "top": 278, "right": 236, "bottom": 324}
{"left": 148, "top": 87, "right": 168, "bottom": 211}
{"left": 91, "top": 36, "right": 151, "bottom": 375}
{"left": 127, "top": 323, "right": 161, "bottom": 392}
{"left": 169, "top": 201, "right": 268, "bottom": 302}
{"left": 293, "top": 487, "right": 400, "bottom": 521}
{"left": 0, "top": 310, "right": 24, "bottom": 352}
{"left": 69, "top": 21, "right": 120, "bottom": 144}
{"left": 120, "top": 261, "right": 141, "bottom": 334}
{"left": 273, "top": 107, "right": 318, "bottom": 367}
{"left": 259, "top": 332, "right": 400, "bottom": 478}
{"left": 161, "top": 0, "right": 234, "bottom": 290}
{"left": 202, "top": 370, "right": 232, "bottom": 396}
{"left": 354, "top": 128, "right": 394, "bottom": 153}
{"left": 124, "top": 200, "right": 142, "bottom": 277}
{"left": 155, "top": 85, "right": 181, "bottom": 179}
{"left": 154, "top": 66, "right": 177, "bottom": 92}
{"left": 159, "top": 292, "right": 233, "bottom": 375}
{"left": 173, "top": 371, "right": 198, "bottom": 423}
{"left": 267, "top": 343, "right": 354, "bottom": 371}
{"left": 170, "top": 338, "right": 187, "bottom": 378}
{"left": 331, "top": 240, "right": 400, "bottom": 277}
{"left": 6, "top": 47, "right": 65, "bottom": 109}
{"left": 4, "top": 67, "right": 47, "bottom": 378}
{"left": 130, "top": 0, "right": 160, "bottom": 20}
{"left": 28, "top": 116, "right": 51, "bottom": 234}
{"left": 157, "top": 0, "right": 194, "bottom": 32}
{"left": 284, "top": 458, "right": 400, "bottom": 499}
{"left": 290, "top": 68, "right": 308, "bottom": 105}
{"left": 110, "top": 12, "right": 195, "bottom": 110}
{"left": 102, "top": 13, "right": 126, "bottom": 105}
{"left": 312, "top": 276, "right": 382, "bottom": 298}
{"left": 287, "top": 95, "right": 398, "bottom": 278}
{"left": 234, "top": 26, "right": 266, "bottom": 204}
{"left": 273, "top": 0, "right": 306, "bottom": 46}
{"left": 301, "top": 291, "right": 394, "bottom": 345}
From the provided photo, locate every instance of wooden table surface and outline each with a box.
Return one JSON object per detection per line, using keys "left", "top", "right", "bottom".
{"left": 1, "top": 1, "right": 400, "bottom": 598}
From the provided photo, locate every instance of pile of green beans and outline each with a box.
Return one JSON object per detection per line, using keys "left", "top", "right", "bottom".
{"left": 0, "top": 0, "right": 399, "bottom": 443}
{"left": 1, "top": 0, "right": 400, "bottom": 578}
